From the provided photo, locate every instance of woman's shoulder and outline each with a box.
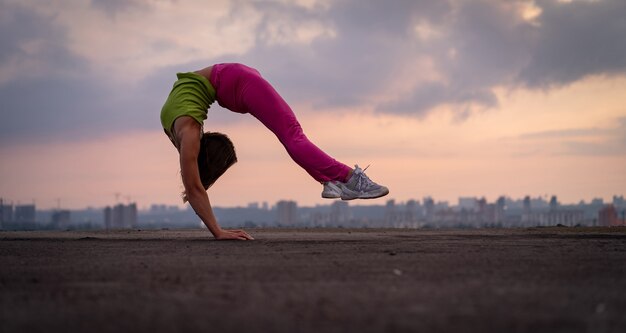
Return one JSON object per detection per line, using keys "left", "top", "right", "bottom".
{"left": 171, "top": 117, "right": 202, "bottom": 145}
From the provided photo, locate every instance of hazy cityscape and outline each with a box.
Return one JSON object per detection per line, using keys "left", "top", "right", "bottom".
{"left": 1, "top": 194, "right": 624, "bottom": 231}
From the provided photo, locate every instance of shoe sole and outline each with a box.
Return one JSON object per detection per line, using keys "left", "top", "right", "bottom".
{"left": 340, "top": 188, "right": 390, "bottom": 201}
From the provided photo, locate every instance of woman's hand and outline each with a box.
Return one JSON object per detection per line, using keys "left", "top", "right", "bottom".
{"left": 215, "top": 229, "right": 254, "bottom": 241}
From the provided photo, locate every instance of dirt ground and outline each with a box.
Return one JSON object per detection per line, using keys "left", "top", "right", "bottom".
{"left": 1, "top": 227, "right": 625, "bottom": 333}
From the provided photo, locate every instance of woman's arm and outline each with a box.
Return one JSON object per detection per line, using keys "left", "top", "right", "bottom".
{"left": 173, "top": 117, "right": 253, "bottom": 240}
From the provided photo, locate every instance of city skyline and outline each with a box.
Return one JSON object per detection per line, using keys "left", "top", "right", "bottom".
{"left": 2, "top": 192, "right": 624, "bottom": 212}
{"left": 2, "top": 194, "right": 624, "bottom": 231}
{"left": 1, "top": 191, "right": 626, "bottom": 211}
{"left": 1, "top": 0, "right": 625, "bottom": 209}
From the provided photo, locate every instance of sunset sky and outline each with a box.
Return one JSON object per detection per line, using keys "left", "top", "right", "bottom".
{"left": 1, "top": 0, "right": 625, "bottom": 210}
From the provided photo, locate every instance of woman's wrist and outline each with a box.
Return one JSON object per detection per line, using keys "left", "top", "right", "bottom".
{"left": 210, "top": 227, "right": 223, "bottom": 238}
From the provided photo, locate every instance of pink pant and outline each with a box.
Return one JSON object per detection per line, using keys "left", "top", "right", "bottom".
{"left": 209, "top": 63, "right": 351, "bottom": 183}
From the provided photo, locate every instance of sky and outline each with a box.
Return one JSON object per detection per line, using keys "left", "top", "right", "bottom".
{"left": 1, "top": 0, "right": 625, "bottom": 210}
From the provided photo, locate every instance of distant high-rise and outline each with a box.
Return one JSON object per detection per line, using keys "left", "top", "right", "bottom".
{"left": 51, "top": 210, "right": 71, "bottom": 229}
{"left": 521, "top": 196, "right": 531, "bottom": 224}
{"left": 591, "top": 198, "right": 604, "bottom": 206}
{"left": 477, "top": 197, "right": 487, "bottom": 214}
{"left": 384, "top": 200, "right": 397, "bottom": 225}
{"left": 523, "top": 196, "right": 531, "bottom": 213}
{"left": 496, "top": 196, "right": 506, "bottom": 225}
{"left": 0, "top": 198, "right": 13, "bottom": 227}
{"left": 405, "top": 199, "right": 419, "bottom": 223}
{"left": 549, "top": 196, "right": 559, "bottom": 211}
{"left": 458, "top": 197, "right": 477, "bottom": 211}
{"left": 276, "top": 200, "right": 297, "bottom": 226}
{"left": 423, "top": 196, "right": 435, "bottom": 222}
{"left": 104, "top": 203, "right": 137, "bottom": 229}
{"left": 599, "top": 205, "right": 623, "bottom": 227}
{"left": 15, "top": 204, "right": 36, "bottom": 224}
{"left": 330, "top": 201, "right": 351, "bottom": 225}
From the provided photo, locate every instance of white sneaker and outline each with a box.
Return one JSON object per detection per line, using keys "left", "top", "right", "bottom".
{"left": 321, "top": 181, "right": 342, "bottom": 199}
{"left": 338, "top": 165, "right": 389, "bottom": 200}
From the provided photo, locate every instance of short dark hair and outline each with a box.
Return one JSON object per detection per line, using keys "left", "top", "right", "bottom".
{"left": 183, "top": 132, "right": 237, "bottom": 202}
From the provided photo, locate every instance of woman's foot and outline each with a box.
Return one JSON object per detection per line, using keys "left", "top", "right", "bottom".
{"left": 321, "top": 165, "right": 389, "bottom": 200}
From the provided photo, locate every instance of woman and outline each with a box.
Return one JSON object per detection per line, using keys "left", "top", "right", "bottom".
{"left": 161, "top": 63, "right": 388, "bottom": 240}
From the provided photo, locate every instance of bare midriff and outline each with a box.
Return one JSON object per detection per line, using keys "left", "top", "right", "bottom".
{"left": 194, "top": 65, "right": 213, "bottom": 82}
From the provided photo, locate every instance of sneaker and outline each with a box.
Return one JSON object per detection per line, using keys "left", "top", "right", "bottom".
{"left": 321, "top": 181, "right": 342, "bottom": 199}
{"left": 338, "top": 165, "right": 389, "bottom": 200}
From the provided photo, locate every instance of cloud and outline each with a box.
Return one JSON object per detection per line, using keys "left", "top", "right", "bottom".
{"left": 0, "top": 74, "right": 149, "bottom": 144}
{"left": 0, "top": 2, "right": 87, "bottom": 84}
{"left": 0, "top": 2, "right": 95, "bottom": 143}
{"left": 518, "top": 0, "right": 626, "bottom": 87}
{"left": 1, "top": 0, "right": 626, "bottom": 143}
{"left": 0, "top": 0, "right": 255, "bottom": 143}
{"left": 512, "top": 117, "right": 626, "bottom": 156}
{"left": 517, "top": 127, "right": 605, "bottom": 139}
{"left": 220, "top": 0, "right": 453, "bottom": 111}
{"left": 89, "top": 0, "right": 148, "bottom": 17}
{"left": 223, "top": 0, "right": 626, "bottom": 116}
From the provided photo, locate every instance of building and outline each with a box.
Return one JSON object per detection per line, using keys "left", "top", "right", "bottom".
{"left": 598, "top": 204, "right": 624, "bottom": 227}
{"left": 384, "top": 200, "right": 399, "bottom": 225}
{"left": 536, "top": 210, "right": 585, "bottom": 226}
{"left": 521, "top": 196, "right": 532, "bottom": 224}
{"left": 405, "top": 199, "right": 420, "bottom": 224}
{"left": 330, "top": 201, "right": 351, "bottom": 225}
{"left": 104, "top": 203, "right": 137, "bottom": 229}
{"left": 458, "top": 197, "right": 477, "bottom": 210}
{"left": 14, "top": 204, "right": 36, "bottom": 224}
{"left": 423, "top": 196, "right": 435, "bottom": 223}
{"left": 0, "top": 198, "right": 13, "bottom": 228}
{"left": 51, "top": 210, "right": 71, "bottom": 229}
{"left": 276, "top": 200, "right": 297, "bottom": 226}
{"left": 495, "top": 196, "right": 507, "bottom": 225}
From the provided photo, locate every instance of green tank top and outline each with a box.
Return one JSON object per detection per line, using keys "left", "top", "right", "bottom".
{"left": 160, "top": 72, "right": 216, "bottom": 138}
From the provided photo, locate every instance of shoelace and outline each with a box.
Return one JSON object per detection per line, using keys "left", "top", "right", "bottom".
{"left": 353, "top": 164, "right": 374, "bottom": 191}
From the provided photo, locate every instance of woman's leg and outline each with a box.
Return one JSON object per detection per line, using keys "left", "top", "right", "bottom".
{"left": 212, "top": 63, "right": 351, "bottom": 183}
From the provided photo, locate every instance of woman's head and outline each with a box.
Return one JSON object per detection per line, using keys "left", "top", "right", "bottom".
{"left": 183, "top": 132, "right": 237, "bottom": 202}
{"left": 198, "top": 131, "right": 238, "bottom": 188}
